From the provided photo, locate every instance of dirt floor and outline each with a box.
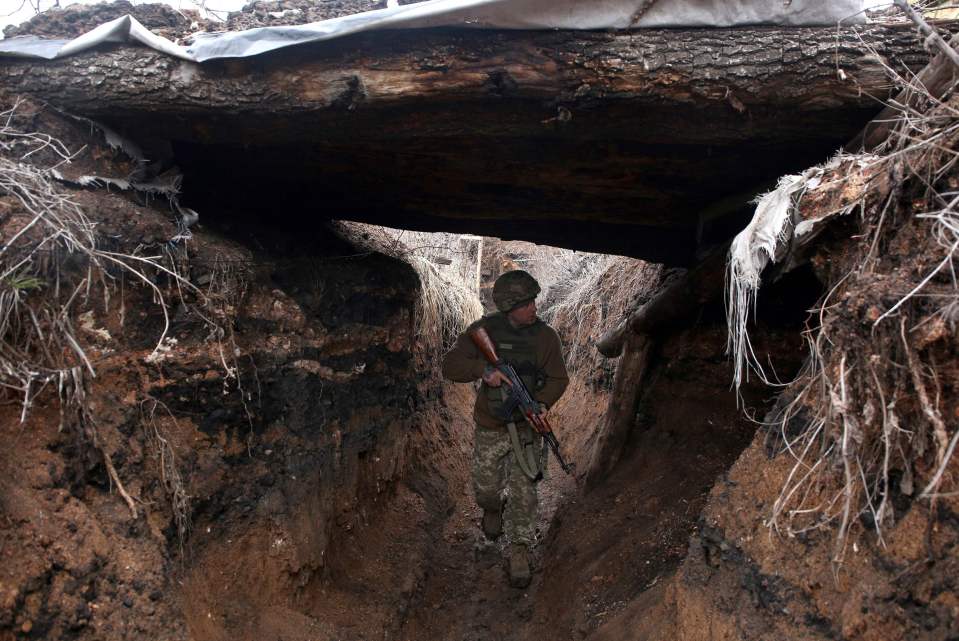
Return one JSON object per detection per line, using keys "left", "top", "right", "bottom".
{"left": 390, "top": 314, "right": 798, "bottom": 641}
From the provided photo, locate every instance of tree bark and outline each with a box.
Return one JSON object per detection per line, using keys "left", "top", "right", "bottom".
{"left": 0, "top": 25, "right": 931, "bottom": 143}
{"left": 0, "top": 24, "right": 936, "bottom": 263}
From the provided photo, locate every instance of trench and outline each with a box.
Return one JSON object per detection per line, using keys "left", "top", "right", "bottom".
{"left": 136, "top": 146, "right": 826, "bottom": 641}
{"left": 5, "top": 12, "right": 959, "bottom": 640}
{"left": 0, "top": 93, "right": 839, "bottom": 641}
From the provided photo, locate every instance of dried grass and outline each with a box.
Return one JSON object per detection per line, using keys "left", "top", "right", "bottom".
{"left": 329, "top": 226, "right": 662, "bottom": 383}
{"left": 0, "top": 100, "right": 197, "bottom": 408}
{"left": 0, "top": 98, "right": 236, "bottom": 522}
{"left": 541, "top": 253, "right": 660, "bottom": 378}
{"left": 332, "top": 222, "right": 484, "bottom": 355}
{"left": 462, "top": 238, "right": 661, "bottom": 379}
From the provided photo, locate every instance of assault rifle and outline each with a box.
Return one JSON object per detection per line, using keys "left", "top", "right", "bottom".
{"left": 469, "top": 326, "right": 575, "bottom": 475}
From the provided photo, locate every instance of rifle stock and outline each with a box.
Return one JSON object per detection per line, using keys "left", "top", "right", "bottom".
{"left": 468, "top": 327, "right": 500, "bottom": 364}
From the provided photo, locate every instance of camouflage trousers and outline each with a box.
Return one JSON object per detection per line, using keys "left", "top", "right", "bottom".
{"left": 473, "top": 423, "right": 544, "bottom": 547}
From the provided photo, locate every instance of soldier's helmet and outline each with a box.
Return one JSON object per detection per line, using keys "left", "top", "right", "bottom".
{"left": 492, "top": 270, "right": 541, "bottom": 312}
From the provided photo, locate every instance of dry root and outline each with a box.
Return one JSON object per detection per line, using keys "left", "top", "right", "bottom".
{"left": 0, "top": 98, "right": 200, "bottom": 415}
{"left": 762, "top": 78, "right": 959, "bottom": 561}
{"left": 141, "top": 398, "right": 191, "bottom": 551}
{"left": 0, "top": 98, "right": 234, "bottom": 527}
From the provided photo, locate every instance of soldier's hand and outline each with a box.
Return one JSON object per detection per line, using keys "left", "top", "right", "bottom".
{"left": 535, "top": 404, "right": 549, "bottom": 425}
{"left": 482, "top": 368, "right": 512, "bottom": 388}
{"left": 525, "top": 403, "right": 549, "bottom": 433}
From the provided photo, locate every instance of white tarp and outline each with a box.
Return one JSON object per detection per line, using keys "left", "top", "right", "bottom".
{"left": 0, "top": 0, "right": 865, "bottom": 63}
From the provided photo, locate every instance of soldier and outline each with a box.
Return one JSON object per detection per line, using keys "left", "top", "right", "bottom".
{"left": 441, "top": 270, "right": 569, "bottom": 588}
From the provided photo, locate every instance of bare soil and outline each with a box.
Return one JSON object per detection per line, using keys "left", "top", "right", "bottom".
{"left": 391, "top": 316, "right": 801, "bottom": 641}
{"left": 3, "top": 84, "right": 956, "bottom": 641}
{"left": 0, "top": 136, "right": 780, "bottom": 640}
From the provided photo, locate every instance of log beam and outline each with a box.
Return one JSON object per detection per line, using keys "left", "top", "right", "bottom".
{"left": 596, "top": 244, "right": 728, "bottom": 357}
{"left": 0, "top": 24, "right": 937, "bottom": 261}
{"left": 0, "top": 25, "right": 928, "bottom": 140}
{"left": 852, "top": 31, "right": 959, "bottom": 151}
{"left": 586, "top": 332, "right": 653, "bottom": 488}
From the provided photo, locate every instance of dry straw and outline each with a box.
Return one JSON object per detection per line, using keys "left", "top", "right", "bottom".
{"left": 541, "top": 253, "right": 659, "bottom": 377}
{"left": 333, "top": 222, "right": 484, "bottom": 354}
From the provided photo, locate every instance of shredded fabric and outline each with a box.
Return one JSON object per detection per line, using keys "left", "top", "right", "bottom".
{"left": 725, "top": 153, "right": 882, "bottom": 391}
{"left": 725, "top": 169, "right": 821, "bottom": 390}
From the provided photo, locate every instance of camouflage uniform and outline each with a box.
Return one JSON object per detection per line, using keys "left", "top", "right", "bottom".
{"left": 473, "top": 422, "right": 545, "bottom": 545}
{"left": 441, "top": 270, "right": 569, "bottom": 549}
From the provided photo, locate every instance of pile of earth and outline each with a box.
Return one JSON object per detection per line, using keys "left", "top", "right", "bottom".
{"left": 224, "top": 0, "right": 426, "bottom": 31}
{"left": 3, "top": 1, "right": 206, "bottom": 40}
{"left": 3, "top": 0, "right": 430, "bottom": 42}
{"left": 0, "top": 95, "right": 465, "bottom": 641}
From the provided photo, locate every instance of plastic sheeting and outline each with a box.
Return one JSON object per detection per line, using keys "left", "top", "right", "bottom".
{"left": 0, "top": 0, "right": 865, "bottom": 63}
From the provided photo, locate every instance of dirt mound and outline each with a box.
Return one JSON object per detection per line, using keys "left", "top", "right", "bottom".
{"left": 0, "top": 96, "right": 467, "bottom": 640}
{"left": 224, "top": 0, "right": 393, "bottom": 31}
{"left": 623, "top": 63, "right": 959, "bottom": 641}
{"left": 3, "top": 1, "right": 204, "bottom": 40}
{"left": 3, "top": 0, "right": 431, "bottom": 42}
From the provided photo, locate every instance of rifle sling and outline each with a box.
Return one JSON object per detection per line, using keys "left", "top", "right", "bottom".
{"left": 507, "top": 421, "right": 542, "bottom": 482}
{"left": 500, "top": 385, "right": 542, "bottom": 481}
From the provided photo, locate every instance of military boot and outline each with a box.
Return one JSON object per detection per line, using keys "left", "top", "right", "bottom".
{"left": 508, "top": 544, "right": 532, "bottom": 588}
{"left": 482, "top": 508, "right": 503, "bottom": 540}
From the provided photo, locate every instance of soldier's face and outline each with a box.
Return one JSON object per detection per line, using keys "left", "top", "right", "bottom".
{"left": 507, "top": 299, "right": 537, "bottom": 327}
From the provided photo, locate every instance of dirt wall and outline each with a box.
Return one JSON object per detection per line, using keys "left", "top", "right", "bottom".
{"left": 0, "top": 100, "right": 470, "bottom": 641}
{"left": 531, "top": 314, "right": 806, "bottom": 641}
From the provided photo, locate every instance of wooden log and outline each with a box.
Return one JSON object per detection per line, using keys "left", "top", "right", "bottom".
{"left": 0, "top": 25, "right": 932, "bottom": 143}
{"left": 0, "top": 24, "right": 937, "bottom": 262}
{"left": 585, "top": 332, "right": 652, "bottom": 489}
{"left": 594, "top": 175, "right": 879, "bottom": 354}
{"left": 596, "top": 244, "right": 728, "bottom": 357}
{"left": 893, "top": 0, "right": 959, "bottom": 69}
{"left": 0, "top": 24, "right": 934, "bottom": 264}
{"left": 851, "top": 31, "right": 959, "bottom": 151}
